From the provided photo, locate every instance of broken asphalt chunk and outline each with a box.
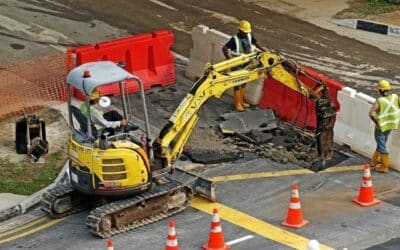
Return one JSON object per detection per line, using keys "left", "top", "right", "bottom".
{"left": 219, "top": 109, "right": 277, "bottom": 134}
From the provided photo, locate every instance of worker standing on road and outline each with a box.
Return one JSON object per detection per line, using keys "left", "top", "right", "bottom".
{"left": 222, "top": 20, "right": 267, "bottom": 111}
{"left": 369, "top": 80, "right": 400, "bottom": 173}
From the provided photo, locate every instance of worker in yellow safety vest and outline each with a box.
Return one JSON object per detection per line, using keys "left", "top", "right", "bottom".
{"left": 369, "top": 80, "right": 400, "bottom": 173}
{"left": 222, "top": 20, "right": 267, "bottom": 111}
{"left": 80, "top": 88, "right": 129, "bottom": 135}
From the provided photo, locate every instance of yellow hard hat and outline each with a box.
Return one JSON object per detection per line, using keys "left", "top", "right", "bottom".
{"left": 239, "top": 20, "right": 251, "bottom": 33}
{"left": 378, "top": 80, "right": 391, "bottom": 91}
{"left": 90, "top": 88, "right": 100, "bottom": 100}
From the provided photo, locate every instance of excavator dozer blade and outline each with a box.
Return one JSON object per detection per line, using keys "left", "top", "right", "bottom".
{"left": 171, "top": 167, "right": 216, "bottom": 202}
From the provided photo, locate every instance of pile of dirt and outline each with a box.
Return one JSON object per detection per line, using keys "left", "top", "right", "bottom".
{"left": 230, "top": 121, "right": 320, "bottom": 168}
{"left": 184, "top": 126, "right": 242, "bottom": 164}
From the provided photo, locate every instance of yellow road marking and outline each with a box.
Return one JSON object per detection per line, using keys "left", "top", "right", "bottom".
{"left": 191, "top": 197, "right": 334, "bottom": 250}
{"left": 321, "top": 165, "right": 364, "bottom": 173}
{"left": 210, "top": 169, "right": 314, "bottom": 182}
{"left": 210, "top": 165, "right": 364, "bottom": 182}
{"left": 0, "top": 218, "right": 65, "bottom": 245}
{"left": 0, "top": 217, "right": 47, "bottom": 238}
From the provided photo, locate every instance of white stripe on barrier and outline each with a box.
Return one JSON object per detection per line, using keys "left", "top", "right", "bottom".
{"left": 361, "top": 180, "right": 372, "bottom": 187}
{"left": 363, "top": 168, "right": 371, "bottom": 177}
{"left": 212, "top": 214, "right": 220, "bottom": 222}
{"left": 291, "top": 189, "right": 299, "bottom": 198}
{"left": 166, "top": 239, "right": 178, "bottom": 246}
{"left": 169, "top": 227, "right": 176, "bottom": 235}
{"left": 289, "top": 202, "right": 301, "bottom": 209}
{"left": 211, "top": 226, "right": 222, "bottom": 233}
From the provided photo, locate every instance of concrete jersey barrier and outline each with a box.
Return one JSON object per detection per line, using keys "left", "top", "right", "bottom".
{"left": 334, "top": 87, "right": 400, "bottom": 171}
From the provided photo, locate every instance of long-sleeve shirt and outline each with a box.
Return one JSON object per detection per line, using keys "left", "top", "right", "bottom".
{"left": 80, "top": 103, "right": 121, "bottom": 130}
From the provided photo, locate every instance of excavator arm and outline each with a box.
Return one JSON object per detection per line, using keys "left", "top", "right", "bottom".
{"left": 153, "top": 52, "right": 335, "bottom": 168}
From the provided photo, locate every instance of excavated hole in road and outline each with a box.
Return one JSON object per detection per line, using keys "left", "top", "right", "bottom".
{"left": 231, "top": 121, "right": 349, "bottom": 172}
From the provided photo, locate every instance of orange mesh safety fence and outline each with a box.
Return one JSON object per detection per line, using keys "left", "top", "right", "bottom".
{"left": 0, "top": 50, "right": 72, "bottom": 120}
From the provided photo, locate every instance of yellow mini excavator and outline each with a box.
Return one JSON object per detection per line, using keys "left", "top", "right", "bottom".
{"left": 41, "top": 52, "right": 335, "bottom": 238}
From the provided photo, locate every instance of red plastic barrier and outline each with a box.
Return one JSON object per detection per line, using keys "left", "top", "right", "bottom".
{"left": 72, "top": 30, "right": 176, "bottom": 100}
{"left": 259, "top": 67, "right": 344, "bottom": 129}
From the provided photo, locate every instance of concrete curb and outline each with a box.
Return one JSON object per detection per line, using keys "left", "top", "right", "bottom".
{"left": 0, "top": 161, "right": 69, "bottom": 223}
{"left": 333, "top": 18, "right": 400, "bottom": 38}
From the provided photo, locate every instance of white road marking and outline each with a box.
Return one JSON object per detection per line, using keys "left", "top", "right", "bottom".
{"left": 226, "top": 235, "right": 254, "bottom": 246}
{"left": 149, "top": 0, "right": 178, "bottom": 11}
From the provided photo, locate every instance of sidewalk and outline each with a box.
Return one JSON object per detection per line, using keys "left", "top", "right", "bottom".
{"left": 0, "top": 193, "right": 26, "bottom": 211}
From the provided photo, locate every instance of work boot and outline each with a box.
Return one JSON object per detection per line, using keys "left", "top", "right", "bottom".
{"left": 234, "top": 89, "right": 244, "bottom": 111}
{"left": 239, "top": 87, "right": 250, "bottom": 108}
{"left": 375, "top": 153, "right": 389, "bottom": 173}
{"left": 369, "top": 150, "right": 380, "bottom": 168}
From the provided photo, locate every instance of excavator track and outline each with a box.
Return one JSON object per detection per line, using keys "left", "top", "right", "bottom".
{"left": 86, "top": 179, "right": 192, "bottom": 238}
{"left": 40, "top": 182, "right": 90, "bottom": 218}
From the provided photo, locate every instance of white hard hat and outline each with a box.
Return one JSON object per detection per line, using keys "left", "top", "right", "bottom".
{"left": 99, "top": 96, "right": 111, "bottom": 109}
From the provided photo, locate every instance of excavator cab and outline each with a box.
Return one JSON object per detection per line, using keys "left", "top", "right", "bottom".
{"left": 65, "top": 61, "right": 154, "bottom": 197}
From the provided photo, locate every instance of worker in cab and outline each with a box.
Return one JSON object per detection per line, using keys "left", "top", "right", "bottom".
{"left": 369, "top": 80, "right": 400, "bottom": 173}
{"left": 222, "top": 20, "right": 267, "bottom": 111}
{"left": 80, "top": 88, "right": 129, "bottom": 135}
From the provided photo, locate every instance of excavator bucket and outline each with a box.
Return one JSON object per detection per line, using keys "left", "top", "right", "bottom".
{"left": 171, "top": 167, "right": 216, "bottom": 202}
{"left": 315, "top": 88, "right": 336, "bottom": 166}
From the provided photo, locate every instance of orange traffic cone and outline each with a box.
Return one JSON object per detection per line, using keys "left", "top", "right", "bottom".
{"left": 107, "top": 240, "right": 114, "bottom": 250}
{"left": 282, "top": 184, "right": 308, "bottom": 228}
{"left": 203, "top": 208, "right": 230, "bottom": 250}
{"left": 165, "top": 220, "right": 179, "bottom": 250}
{"left": 353, "top": 164, "right": 381, "bottom": 207}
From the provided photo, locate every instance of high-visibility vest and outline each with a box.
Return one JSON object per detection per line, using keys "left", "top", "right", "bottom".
{"left": 376, "top": 94, "right": 400, "bottom": 132}
{"left": 231, "top": 33, "right": 255, "bottom": 56}
{"left": 80, "top": 103, "right": 104, "bottom": 131}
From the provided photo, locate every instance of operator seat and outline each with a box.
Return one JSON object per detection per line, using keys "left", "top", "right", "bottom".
{"left": 70, "top": 105, "right": 98, "bottom": 138}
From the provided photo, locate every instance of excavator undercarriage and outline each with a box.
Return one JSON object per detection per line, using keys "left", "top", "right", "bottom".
{"left": 41, "top": 168, "right": 214, "bottom": 238}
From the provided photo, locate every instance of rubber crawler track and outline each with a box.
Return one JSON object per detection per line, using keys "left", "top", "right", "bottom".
{"left": 40, "top": 183, "right": 88, "bottom": 218}
{"left": 86, "top": 180, "right": 192, "bottom": 238}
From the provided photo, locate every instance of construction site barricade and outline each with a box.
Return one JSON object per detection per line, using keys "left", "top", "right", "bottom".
{"left": 185, "top": 24, "right": 263, "bottom": 105}
{"left": 334, "top": 87, "right": 400, "bottom": 171}
{"left": 259, "top": 67, "right": 343, "bottom": 129}
{"left": 0, "top": 51, "right": 67, "bottom": 120}
{"left": 334, "top": 87, "right": 357, "bottom": 145}
{"left": 72, "top": 30, "right": 176, "bottom": 100}
{"left": 387, "top": 130, "right": 400, "bottom": 171}
{"left": 334, "top": 87, "right": 376, "bottom": 157}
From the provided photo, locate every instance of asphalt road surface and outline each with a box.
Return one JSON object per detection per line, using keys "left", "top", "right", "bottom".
{"left": 1, "top": 1, "right": 400, "bottom": 249}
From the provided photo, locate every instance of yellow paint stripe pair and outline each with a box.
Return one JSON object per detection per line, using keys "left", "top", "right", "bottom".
{"left": 191, "top": 197, "right": 334, "bottom": 250}
{"left": 210, "top": 164, "right": 364, "bottom": 182}
{"left": 0, "top": 217, "right": 64, "bottom": 245}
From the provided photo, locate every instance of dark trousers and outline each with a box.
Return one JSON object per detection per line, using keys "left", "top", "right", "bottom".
{"left": 103, "top": 110, "right": 123, "bottom": 121}
{"left": 103, "top": 110, "right": 123, "bottom": 135}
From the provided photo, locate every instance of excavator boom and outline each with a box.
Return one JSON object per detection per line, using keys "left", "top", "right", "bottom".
{"left": 154, "top": 52, "right": 335, "bottom": 168}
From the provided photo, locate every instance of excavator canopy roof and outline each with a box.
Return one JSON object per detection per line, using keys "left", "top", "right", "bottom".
{"left": 66, "top": 61, "right": 135, "bottom": 95}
